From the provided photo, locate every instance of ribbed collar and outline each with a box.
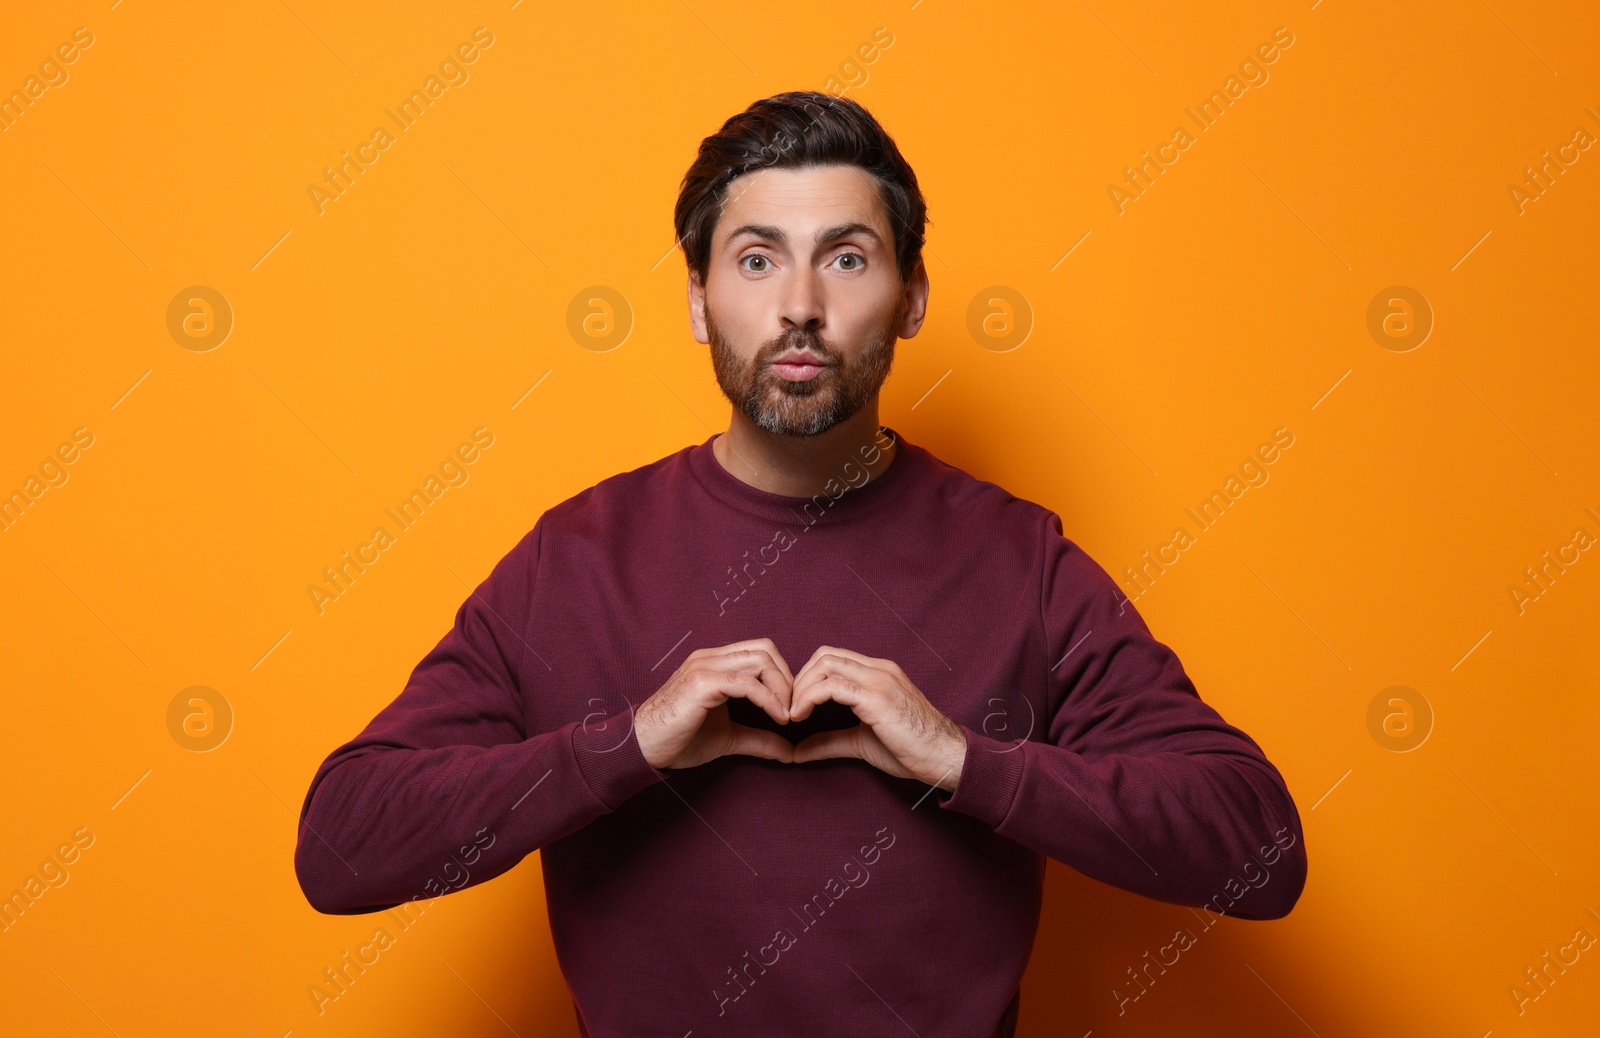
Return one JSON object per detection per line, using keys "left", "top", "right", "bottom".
{"left": 686, "top": 425, "right": 922, "bottom": 527}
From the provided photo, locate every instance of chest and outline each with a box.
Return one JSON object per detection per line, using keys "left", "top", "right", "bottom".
{"left": 521, "top": 518, "right": 1050, "bottom": 747}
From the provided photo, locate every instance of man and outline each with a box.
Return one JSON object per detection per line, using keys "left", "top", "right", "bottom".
{"left": 294, "top": 90, "right": 1307, "bottom": 1037}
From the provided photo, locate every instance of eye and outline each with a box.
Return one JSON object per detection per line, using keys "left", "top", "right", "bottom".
{"left": 832, "top": 253, "right": 865, "bottom": 271}
{"left": 740, "top": 254, "right": 771, "bottom": 273}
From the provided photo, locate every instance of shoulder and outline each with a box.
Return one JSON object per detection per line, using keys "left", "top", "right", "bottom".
{"left": 472, "top": 447, "right": 690, "bottom": 600}
{"left": 909, "top": 441, "right": 1063, "bottom": 544}
{"left": 909, "top": 442, "right": 1120, "bottom": 600}
{"left": 533, "top": 442, "right": 695, "bottom": 540}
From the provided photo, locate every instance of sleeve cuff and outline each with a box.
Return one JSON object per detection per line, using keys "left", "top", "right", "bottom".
{"left": 938, "top": 724, "right": 1027, "bottom": 830}
{"left": 571, "top": 707, "right": 666, "bottom": 810}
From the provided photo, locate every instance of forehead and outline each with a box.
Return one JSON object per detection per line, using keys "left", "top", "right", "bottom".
{"left": 714, "top": 164, "right": 890, "bottom": 246}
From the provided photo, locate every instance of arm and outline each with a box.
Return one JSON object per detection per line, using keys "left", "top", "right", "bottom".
{"left": 293, "top": 518, "right": 665, "bottom": 915}
{"left": 937, "top": 512, "right": 1307, "bottom": 920}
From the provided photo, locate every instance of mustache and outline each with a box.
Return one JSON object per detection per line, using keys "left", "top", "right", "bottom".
{"left": 759, "top": 331, "right": 838, "bottom": 363}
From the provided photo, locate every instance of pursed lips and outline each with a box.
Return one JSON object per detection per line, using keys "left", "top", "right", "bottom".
{"left": 770, "top": 354, "right": 831, "bottom": 381}
{"left": 771, "top": 351, "right": 831, "bottom": 367}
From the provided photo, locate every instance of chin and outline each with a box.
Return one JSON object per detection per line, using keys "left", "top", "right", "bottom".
{"left": 753, "top": 400, "right": 856, "bottom": 438}
{"left": 771, "top": 378, "right": 824, "bottom": 397}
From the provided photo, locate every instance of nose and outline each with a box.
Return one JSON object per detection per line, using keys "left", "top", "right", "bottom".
{"left": 778, "top": 265, "right": 824, "bottom": 333}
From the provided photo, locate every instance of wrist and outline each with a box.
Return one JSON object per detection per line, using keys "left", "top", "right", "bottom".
{"left": 935, "top": 726, "right": 966, "bottom": 792}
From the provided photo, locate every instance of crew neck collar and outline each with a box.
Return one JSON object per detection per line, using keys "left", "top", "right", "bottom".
{"left": 687, "top": 425, "right": 920, "bottom": 527}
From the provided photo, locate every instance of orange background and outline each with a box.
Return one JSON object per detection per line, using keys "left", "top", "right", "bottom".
{"left": 3, "top": 1, "right": 1598, "bottom": 1035}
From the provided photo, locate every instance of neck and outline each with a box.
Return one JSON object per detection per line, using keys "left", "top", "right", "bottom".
{"left": 711, "top": 405, "right": 897, "bottom": 497}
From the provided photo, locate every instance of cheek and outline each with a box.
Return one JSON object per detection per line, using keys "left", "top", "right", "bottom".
{"left": 851, "top": 278, "right": 905, "bottom": 330}
{"left": 841, "top": 298, "right": 902, "bottom": 350}
{"left": 706, "top": 293, "right": 769, "bottom": 348}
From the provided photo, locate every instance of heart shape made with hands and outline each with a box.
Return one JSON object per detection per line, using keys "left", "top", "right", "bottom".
{"left": 722, "top": 644, "right": 967, "bottom": 790}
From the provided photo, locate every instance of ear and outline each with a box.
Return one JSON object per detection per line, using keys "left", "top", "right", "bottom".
{"left": 687, "top": 270, "right": 710, "bottom": 345}
{"left": 894, "top": 258, "right": 930, "bottom": 340}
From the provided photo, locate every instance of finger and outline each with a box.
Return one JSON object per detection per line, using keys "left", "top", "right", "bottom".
{"left": 790, "top": 655, "right": 875, "bottom": 720}
{"left": 705, "top": 648, "right": 793, "bottom": 715}
{"left": 710, "top": 639, "right": 794, "bottom": 686}
{"left": 792, "top": 643, "right": 847, "bottom": 686}
{"left": 788, "top": 673, "right": 834, "bottom": 722}
{"left": 751, "top": 637, "right": 795, "bottom": 687}
{"left": 796, "top": 643, "right": 880, "bottom": 675}
{"left": 790, "top": 657, "right": 842, "bottom": 720}
{"left": 708, "top": 669, "right": 792, "bottom": 726}
{"left": 747, "top": 642, "right": 796, "bottom": 713}
{"left": 793, "top": 644, "right": 890, "bottom": 693}
{"left": 790, "top": 726, "right": 863, "bottom": 765}
{"left": 792, "top": 643, "right": 833, "bottom": 677}
{"left": 722, "top": 723, "right": 796, "bottom": 764}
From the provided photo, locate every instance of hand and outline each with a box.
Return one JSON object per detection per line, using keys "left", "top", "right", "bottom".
{"left": 787, "top": 646, "right": 967, "bottom": 791}
{"left": 634, "top": 638, "right": 796, "bottom": 771}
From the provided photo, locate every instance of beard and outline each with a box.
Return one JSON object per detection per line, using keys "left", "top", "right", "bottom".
{"left": 707, "top": 303, "right": 899, "bottom": 438}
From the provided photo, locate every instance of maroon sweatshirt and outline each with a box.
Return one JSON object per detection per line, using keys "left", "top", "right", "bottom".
{"left": 294, "top": 426, "right": 1307, "bottom": 1036}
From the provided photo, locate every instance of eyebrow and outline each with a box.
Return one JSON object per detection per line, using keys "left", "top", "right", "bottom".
{"left": 723, "top": 222, "right": 885, "bottom": 251}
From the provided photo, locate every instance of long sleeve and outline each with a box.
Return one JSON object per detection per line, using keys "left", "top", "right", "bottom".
{"left": 937, "top": 511, "right": 1307, "bottom": 920}
{"left": 293, "top": 518, "right": 666, "bottom": 915}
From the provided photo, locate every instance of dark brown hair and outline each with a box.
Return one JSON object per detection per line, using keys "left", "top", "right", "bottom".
{"left": 673, "top": 90, "right": 928, "bottom": 286}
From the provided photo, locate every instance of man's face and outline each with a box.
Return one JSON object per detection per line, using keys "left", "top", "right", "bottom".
{"left": 690, "top": 163, "right": 923, "bottom": 438}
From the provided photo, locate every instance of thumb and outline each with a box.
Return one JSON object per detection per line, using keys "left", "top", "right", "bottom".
{"left": 791, "top": 727, "right": 865, "bottom": 765}
{"left": 721, "top": 723, "right": 796, "bottom": 764}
